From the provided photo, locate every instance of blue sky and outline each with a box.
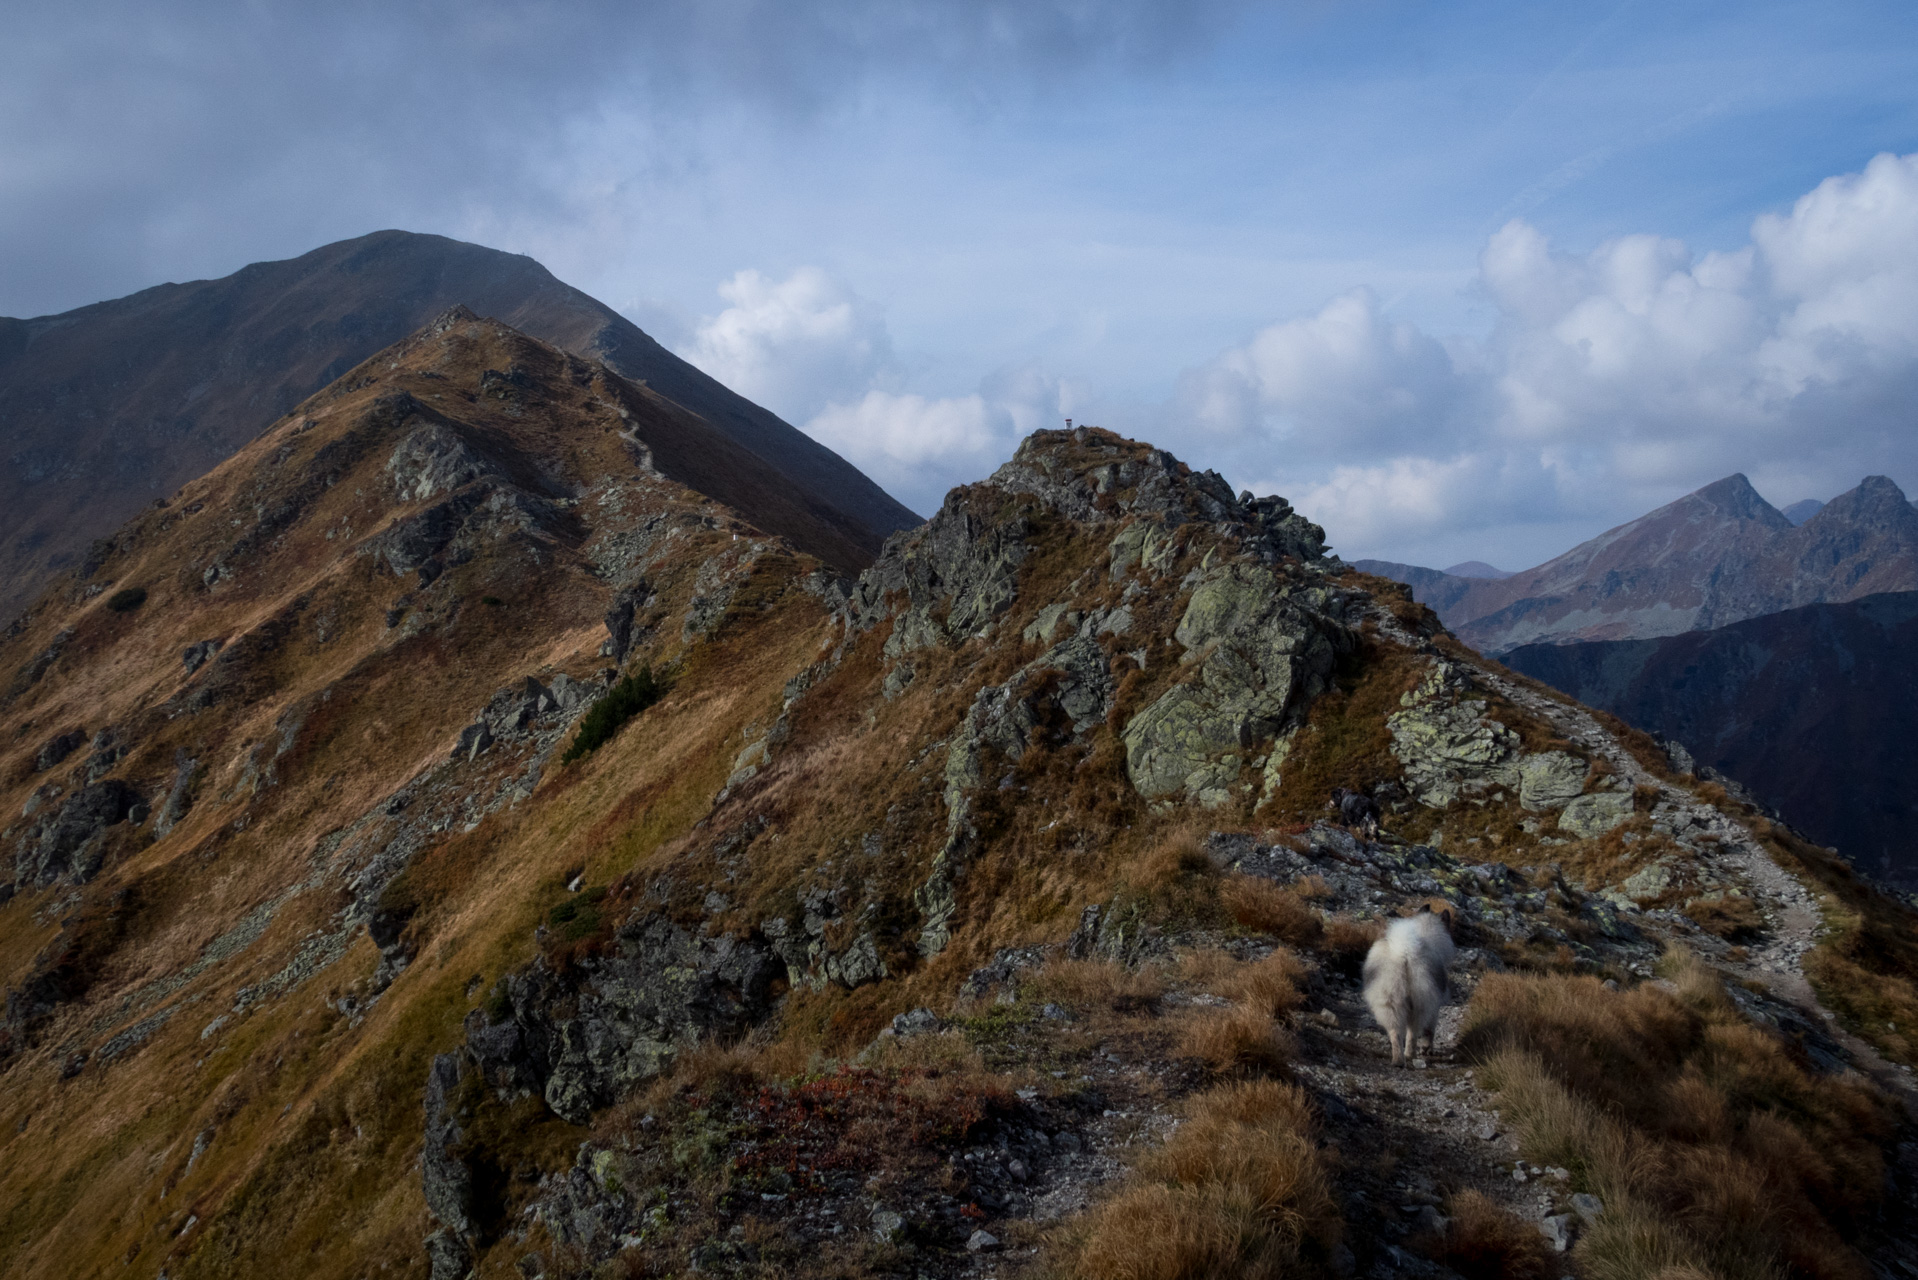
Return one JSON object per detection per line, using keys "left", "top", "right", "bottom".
{"left": 7, "top": 1, "right": 1918, "bottom": 568}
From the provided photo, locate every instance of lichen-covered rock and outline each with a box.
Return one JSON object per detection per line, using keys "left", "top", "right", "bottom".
{"left": 1560, "top": 791, "right": 1635, "bottom": 839}
{"left": 423, "top": 1229, "right": 473, "bottom": 1280}
{"left": 1387, "top": 664, "right": 1521, "bottom": 807}
{"left": 1107, "top": 519, "right": 1177, "bottom": 580}
{"left": 883, "top": 604, "right": 946, "bottom": 658}
{"left": 916, "top": 633, "right": 1117, "bottom": 953}
{"left": 1123, "top": 564, "right": 1348, "bottom": 802}
{"left": 1620, "top": 859, "right": 1674, "bottom": 902}
{"left": 532, "top": 916, "right": 780, "bottom": 1124}
{"left": 12, "top": 778, "right": 142, "bottom": 886}
{"left": 32, "top": 728, "right": 85, "bottom": 773}
{"left": 421, "top": 1053, "right": 475, "bottom": 1238}
{"left": 386, "top": 420, "right": 499, "bottom": 503}
{"left": 1517, "top": 751, "right": 1587, "bottom": 811}
{"left": 181, "top": 638, "right": 223, "bottom": 674}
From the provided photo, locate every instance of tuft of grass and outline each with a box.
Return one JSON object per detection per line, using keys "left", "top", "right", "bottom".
{"left": 561, "top": 666, "right": 660, "bottom": 764}
{"left": 105, "top": 586, "right": 147, "bottom": 612}
{"left": 1683, "top": 894, "right": 1764, "bottom": 942}
{"left": 545, "top": 885, "right": 608, "bottom": 941}
{"left": 1314, "top": 913, "right": 1381, "bottom": 976}
{"left": 1221, "top": 874, "right": 1324, "bottom": 947}
{"left": 1221, "top": 947, "right": 1308, "bottom": 1017}
{"left": 1122, "top": 836, "right": 1214, "bottom": 893}
{"left": 1418, "top": 1189, "right": 1557, "bottom": 1280}
{"left": 1177, "top": 1003, "right": 1294, "bottom": 1076}
{"left": 1034, "top": 957, "right": 1165, "bottom": 1016}
{"left": 1461, "top": 954, "right": 1893, "bottom": 1280}
{"left": 1064, "top": 1080, "right": 1339, "bottom": 1280}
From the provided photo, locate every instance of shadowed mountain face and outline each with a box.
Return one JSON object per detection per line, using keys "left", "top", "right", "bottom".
{"left": 0, "top": 230, "right": 920, "bottom": 621}
{"left": 1505, "top": 592, "right": 1918, "bottom": 883}
{"left": 1358, "top": 473, "right": 1918, "bottom": 654}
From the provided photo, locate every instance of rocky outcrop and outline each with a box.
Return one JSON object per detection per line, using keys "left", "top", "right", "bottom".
{"left": 844, "top": 428, "right": 1341, "bottom": 948}
{"left": 449, "top": 914, "right": 783, "bottom": 1125}
{"left": 417, "top": 914, "right": 784, "bottom": 1259}
{"left": 32, "top": 728, "right": 85, "bottom": 773}
{"left": 11, "top": 778, "right": 143, "bottom": 887}
{"left": 1123, "top": 565, "right": 1349, "bottom": 805}
{"left": 1387, "top": 663, "right": 1523, "bottom": 808}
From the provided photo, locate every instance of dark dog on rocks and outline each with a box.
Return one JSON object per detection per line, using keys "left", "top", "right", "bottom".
{"left": 1329, "top": 787, "right": 1381, "bottom": 838}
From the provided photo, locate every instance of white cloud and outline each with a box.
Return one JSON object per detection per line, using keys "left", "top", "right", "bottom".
{"left": 1176, "top": 151, "right": 1918, "bottom": 567}
{"left": 678, "top": 266, "right": 1060, "bottom": 513}
{"left": 1173, "top": 288, "right": 1468, "bottom": 453}
{"left": 805, "top": 390, "right": 1017, "bottom": 502}
{"left": 678, "top": 266, "right": 895, "bottom": 423}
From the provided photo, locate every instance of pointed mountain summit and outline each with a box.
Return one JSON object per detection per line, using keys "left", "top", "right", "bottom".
{"left": 1358, "top": 472, "right": 1918, "bottom": 653}
{"left": 0, "top": 230, "right": 920, "bottom": 622}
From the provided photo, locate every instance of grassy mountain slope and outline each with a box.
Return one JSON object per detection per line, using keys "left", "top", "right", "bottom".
{"left": 4, "top": 329, "right": 1917, "bottom": 1279}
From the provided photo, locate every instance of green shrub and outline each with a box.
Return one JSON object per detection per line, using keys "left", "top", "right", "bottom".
{"left": 547, "top": 886, "right": 607, "bottom": 940}
{"left": 106, "top": 586, "right": 147, "bottom": 612}
{"left": 560, "top": 667, "right": 660, "bottom": 764}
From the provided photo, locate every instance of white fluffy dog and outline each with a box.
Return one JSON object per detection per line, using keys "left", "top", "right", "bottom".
{"left": 1362, "top": 904, "right": 1456, "bottom": 1066}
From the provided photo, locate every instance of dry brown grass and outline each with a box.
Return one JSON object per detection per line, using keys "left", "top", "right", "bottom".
{"left": 1178, "top": 1003, "right": 1294, "bottom": 1076}
{"left": 1259, "top": 639, "right": 1426, "bottom": 825}
{"left": 1034, "top": 957, "right": 1166, "bottom": 1016}
{"left": 1065, "top": 1080, "right": 1340, "bottom": 1280}
{"left": 1684, "top": 893, "right": 1765, "bottom": 941}
{"left": 1124, "top": 835, "right": 1215, "bottom": 893}
{"left": 1221, "top": 875, "right": 1324, "bottom": 947}
{"left": 1417, "top": 1189, "right": 1557, "bottom": 1280}
{"left": 1462, "top": 953, "right": 1893, "bottom": 1280}
{"left": 1292, "top": 873, "right": 1332, "bottom": 901}
{"left": 1314, "top": 913, "right": 1381, "bottom": 976}
{"left": 1223, "top": 948, "right": 1309, "bottom": 1016}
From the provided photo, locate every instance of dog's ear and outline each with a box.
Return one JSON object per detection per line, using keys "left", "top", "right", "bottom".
{"left": 1440, "top": 907, "right": 1455, "bottom": 931}
{"left": 1416, "top": 902, "right": 1431, "bottom": 915}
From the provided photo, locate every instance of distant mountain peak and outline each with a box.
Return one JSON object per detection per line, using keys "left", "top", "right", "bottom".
{"left": 1362, "top": 469, "right": 1918, "bottom": 654}
{"left": 1820, "top": 474, "right": 1916, "bottom": 522}
{"left": 1692, "top": 473, "right": 1790, "bottom": 526}
{"left": 1442, "top": 560, "right": 1511, "bottom": 579}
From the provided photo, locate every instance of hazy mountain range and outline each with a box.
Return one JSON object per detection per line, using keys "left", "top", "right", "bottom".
{"left": 1356, "top": 472, "right": 1918, "bottom": 656}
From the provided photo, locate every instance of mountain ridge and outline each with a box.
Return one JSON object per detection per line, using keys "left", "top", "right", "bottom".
{"left": 1357, "top": 471, "right": 1918, "bottom": 653}
{"left": 3, "top": 316, "right": 1917, "bottom": 1279}
{"left": 0, "top": 230, "right": 920, "bottom": 623}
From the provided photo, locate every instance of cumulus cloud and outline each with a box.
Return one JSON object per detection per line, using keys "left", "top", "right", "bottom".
{"left": 678, "top": 267, "right": 896, "bottom": 423}
{"left": 806, "top": 391, "right": 1016, "bottom": 501}
{"left": 1174, "top": 288, "right": 1470, "bottom": 452}
{"left": 1177, "top": 151, "right": 1918, "bottom": 568}
{"left": 678, "top": 266, "right": 1063, "bottom": 513}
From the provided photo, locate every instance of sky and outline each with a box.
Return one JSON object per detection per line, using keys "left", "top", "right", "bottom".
{"left": 7, "top": 1, "right": 1918, "bottom": 570}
